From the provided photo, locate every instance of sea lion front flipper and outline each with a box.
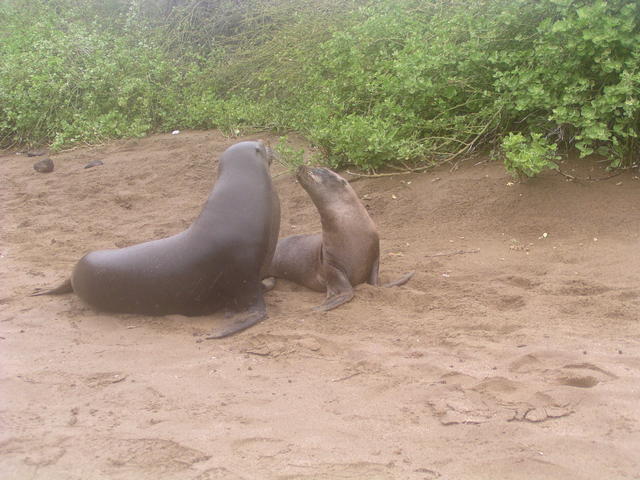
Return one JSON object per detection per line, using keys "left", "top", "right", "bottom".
{"left": 383, "top": 271, "right": 415, "bottom": 288}
{"left": 314, "top": 292, "right": 354, "bottom": 311}
{"left": 314, "top": 263, "right": 354, "bottom": 311}
{"left": 206, "top": 309, "right": 267, "bottom": 339}
{"left": 31, "top": 278, "right": 73, "bottom": 296}
{"left": 367, "top": 257, "right": 380, "bottom": 286}
{"left": 206, "top": 290, "right": 267, "bottom": 339}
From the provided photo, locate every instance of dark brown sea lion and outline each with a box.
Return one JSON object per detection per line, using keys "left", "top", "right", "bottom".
{"left": 268, "top": 166, "right": 413, "bottom": 311}
{"left": 32, "top": 141, "right": 280, "bottom": 338}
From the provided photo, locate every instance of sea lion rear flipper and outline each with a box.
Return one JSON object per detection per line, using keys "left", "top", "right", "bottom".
{"left": 31, "top": 278, "right": 73, "bottom": 296}
{"left": 314, "top": 263, "right": 354, "bottom": 311}
{"left": 383, "top": 271, "right": 415, "bottom": 288}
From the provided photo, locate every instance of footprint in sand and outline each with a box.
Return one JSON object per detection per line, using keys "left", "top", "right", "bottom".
{"left": 492, "top": 294, "right": 526, "bottom": 311}
{"left": 551, "top": 279, "right": 611, "bottom": 296}
{"left": 508, "top": 353, "right": 541, "bottom": 373}
{"left": 105, "top": 438, "right": 209, "bottom": 473}
{"left": 196, "top": 466, "right": 248, "bottom": 480}
{"left": 557, "top": 362, "right": 617, "bottom": 388}
{"left": 0, "top": 436, "right": 67, "bottom": 468}
{"left": 231, "top": 437, "right": 291, "bottom": 459}
{"left": 496, "top": 275, "right": 540, "bottom": 290}
{"left": 558, "top": 375, "right": 599, "bottom": 388}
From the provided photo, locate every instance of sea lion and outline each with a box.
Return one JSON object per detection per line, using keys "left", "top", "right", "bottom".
{"left": 32, "top": 140, "right": 281, "bottom": 338}
{"left": 268, "top": 166, "right": 413, "bottom": 311}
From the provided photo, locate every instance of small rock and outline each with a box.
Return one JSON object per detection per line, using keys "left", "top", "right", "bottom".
{"left": 27, "top": 151, "right": 46, "bottom": 157}
{"left": 33, "top": 158, "right": 54, "bottom": 173}
{"left": 84, "top": 159, "right": 104, "bottom": 169}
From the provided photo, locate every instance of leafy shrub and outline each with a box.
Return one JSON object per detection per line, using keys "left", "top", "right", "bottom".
{"left": 501, "top": 133, "right": 560, "bottom": 180}
{"left": 274, "top": 136, "right": 306, "bottom": 170}
{"left": 0, "top": 1, "right": 218, "bottom": 148}
{"left": 220, "top": 0, "right": 639, "bottom": 171}
{"left": 494, "top": 0, "right": 640, "bottom": 167}
{"left": 2, "top": 0, "right": 639, "bottom": 174}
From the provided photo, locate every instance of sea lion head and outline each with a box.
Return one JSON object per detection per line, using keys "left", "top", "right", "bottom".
{"left": 295, "top": 166, "right": 353, "bottom": 215}
{"left": 296, "top": 166, "right": 348, "bottom": 192}
{"left": 219, "top": 140, "right": 273, "bottom": 173}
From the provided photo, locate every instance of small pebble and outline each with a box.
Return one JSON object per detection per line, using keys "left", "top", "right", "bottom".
{"left": 33, "top": 158, "right": 54, "bottom": 173}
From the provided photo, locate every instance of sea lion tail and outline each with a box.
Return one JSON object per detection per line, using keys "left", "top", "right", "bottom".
{"left": 31, "top": 278, "right": 73, "bottom": 296}
{"left": 383, "top": 271, "right": 415, "bottom": 288}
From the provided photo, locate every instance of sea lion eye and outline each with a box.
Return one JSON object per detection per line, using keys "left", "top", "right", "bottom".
{"left": 309, "top": 171, "right": 322, "bottom": 183}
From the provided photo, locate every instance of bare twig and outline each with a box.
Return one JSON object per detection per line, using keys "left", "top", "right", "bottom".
{"left": 345, "top": 169, "right": 412, "bottom": 178}
{"left": 425, "top": 249, "right": 480, "bottom": 258}
{"left": 556, "top": 168, "right": 626, "bottom": 182}
{"left": 331, "top": 371, "right": 362, "bottom": 382}
{"left": 244, "top": 350, "right": 271, "bottom": 357}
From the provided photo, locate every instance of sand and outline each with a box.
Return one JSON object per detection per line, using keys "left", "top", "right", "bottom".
{"left": 1, "top": 130, "right": 639, "bottom": 479}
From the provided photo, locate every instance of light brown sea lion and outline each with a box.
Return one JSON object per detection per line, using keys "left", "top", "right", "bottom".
{"left": 268, "top": 166, "right": 413, "bottom": 311}
{"left": 32, "top": 141, "right": 280, "bottom": 338}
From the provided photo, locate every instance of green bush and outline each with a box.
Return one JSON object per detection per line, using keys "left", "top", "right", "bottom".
{"left": 1, "top": 0, "right": 638, "bottom": 174}
{"left": 215, "top": 0, "right": 638, "bottom": 171}
{"left": 0, "top": 1, "right": 219, "bottom": 148}
{"left": 274, "top": 136, "right": 306, "bottom": 170}
{"left": 501, "top": 133, "right": 560, "bottom": 180}
{"left": 225, "top": 0, "right": 639, "bottom": 171}
{"left": 494, "top": 0, "right": 640, "bottom": 167}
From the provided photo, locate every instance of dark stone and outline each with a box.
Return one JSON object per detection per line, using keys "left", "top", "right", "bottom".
{"left": 33, "top": 158, "right": 54, "bottom": 173}
{"left": 84, "top": 160, "right": 104, "bottom": 169}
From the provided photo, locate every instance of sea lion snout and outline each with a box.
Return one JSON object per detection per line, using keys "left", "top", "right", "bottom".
{"left": 255, "top": 139, "right": 275, "bottom": 166}
{"left": 266, "top": 144, "right": 278, "bottom": 166}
